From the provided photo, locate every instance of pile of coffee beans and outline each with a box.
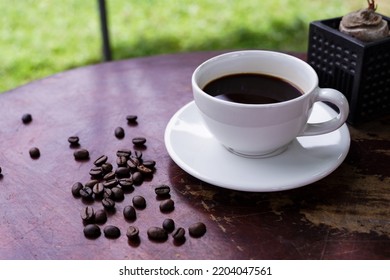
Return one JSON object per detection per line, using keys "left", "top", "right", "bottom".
{"left": 70, "top": 117, "right": 206, "bottom": 245}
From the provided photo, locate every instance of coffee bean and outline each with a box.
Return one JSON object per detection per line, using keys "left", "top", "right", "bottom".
{"left": 103, "top": 178, "right": 118, "bottom": 189}
{"left": 89, "top": 166, "right": 103, "bottom": 178}
{"left": 94, "top": 209, "right": 107, "bottom": 224}
{"left": 104, "top": 225, "right": 121, "bottom": 239}
{"left": 162, "top": 218, "right": 175, "bottom": 233}
{"left": 94, "top": 155, "right": 108, "bottom": 166}
{"left": 115, "top": 166, "right": 130, "bottom": 178}
{"left": 188, "top": 222, "right": 207, "bottom": 238}
{"left": 115, "top": 127, "right": 125, "bottom": 139}
{"left": 159, "top": 199, "right": 175, "bottom": 213}
{"left": 85, "top": 179, "right": 99, "bottom": 189}
{"left": 137, "top": 165, "right": 152, "bottom": 175}
{"left": 127, "top": 157, "right": 140, "bottom": 169}
{"left": 118, "top": 178, "right": 133, "bottom": 188}
{"left": 74, "top": 149, "right": 89, "bottom": 161}
{"left": 123, "top": 205, "right": 136, "bottom": 221}
{"left": 68, "top": 136, "right": 79, "bottom": 146}
{"left": 103, "top": 171, "right": 116, "bottom": 181}
{"left": 103, "top": 188, "right": 113, "bottom": 199}
{"left": 126, "top": 115, "right": 138, "bottom": 123}
{"left": 92, "top": 182, "right": 104, "bottom": 198}
{"left": 79, "top": 186, "right": 93, "bottom": 200}
{"left": 116, "top": 156, "right": 127, "bottom": 167}
{"left": 116, "top": 149, "right": 132, "bottom": 158}
{"left": 83, "top": 224, "right": 101, "bottom": 239}
{"left": 22, "top": 113, "right": 32, "bottom": 124}
{"left": 71, "top": 182, "right": 84, "bottom": 197}
{"left": 102, "top": 162, "right": 113, "bottom": 174}
{"left": 29, "top": 147, "right": 40, "bottom": 159}
{"left": 132, "top": 171, "right": 143, "bottom": 185}
{"left": 172, "top": 227, "right": 186, "bottom": 241}
{"left": 126, "top": 226, "right": 139, "bottom": 240}
{"left": 102, "top": 197, "right": 115, "bottom": 210}
{"left": 132, "top": 195, "right": 146, "bottom": 209}
{"left": 111, "top": 187, "right": 124, "bottom": 201}
{"left": 147, "top": 227, "right": 168, "bottom": 241}
{"left": 132, "top": 137, "right": 146, "bottom": 146}
{"left": 143, "top": 160, "right": 156, "bottom": 169}
{"left": 155, "top": 185, "right": 171, "bottom": 197}
{"left": 80, "top": 206, "right": 95, "bottom": 223}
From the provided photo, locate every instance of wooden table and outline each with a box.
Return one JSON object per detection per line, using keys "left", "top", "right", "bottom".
{"left": 0, "top": 51, "right": 389, "bottom": 260}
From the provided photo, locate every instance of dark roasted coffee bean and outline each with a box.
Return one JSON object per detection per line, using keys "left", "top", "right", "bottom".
{"left": 126, "top": 226, "right": 139, "bottom": 240}
{"left": 118, "top": 178, "right": 133, "bottom": 188}
{"left": 80, "top": 206, "right": 95, "bottom": 223}
{"left": 94, "top": 209, "right": 107, "bottom": 224}
{"left": 132, "top": 195, "right": 146, "bottom": 209}
{"left": 71, "top": 182, "right": 84, "bottom": 197}
{"left": 111, "top": 187, "right": 124, "bottom": 201}
{"left": 102, "top": 197, "right": 115, "bottom": 210}
{"left": 103, "top": 178, "right": 118, "bottom": 189}
{"left": 83, "top": 224, "right": 101, "bottom": 239}
{"left": 103, "top": 188, "right": 113, "bottom": 199}
{"left": 116, "top": 149, "right": 132, "bottom": 158}
{"left": 68, "top": 136, "right": 79, "bottom": 146}
{"left": 126, "top": 115, "right": 138, "bottom": 123}
{"left": 29, "top": 147, "right": 40, "bottom": 159}
{"left": 94, "top": 155, "right": 108, "bottom": 166}
{"left": 132, "top": 171, "right": 143, "bottom": 185}
{"left": 102, "top": 162, "right": 113, "bottom": 173}
{"left": 155, "top": 185, "right": 171, "bottom": 197}
{"left": 137, "top": 165, "right": 152, "bottom": 175}
{"left": 162, "top": 218, "right": 175, "bottom": 233}
{"left": 115, "top": 166, "right": 130, "bottom": 178}
{"left": 160, "top": 199, "right": 175, "bottom": 213}
{"left": 127, "top": 158, "right": 139, "bottom": 170}
{"left": 103, "top": 171, "right": 116, "bottom": 181}
{"left": 89, "top": 166, "right": 103, "bottom": 178}
{"left": 116, "top": 156, "right": 127, "bottom": 167}
{"left": 79, "top": 187, "right": 93, "bottom": 199}
{"left": 104, "top": 225, "right": 121, "bottom": 239}
{"left": 173, "top": 227, "right": 186, "bottom": 241}
{"left": 115, "top": 127, "right": 125, "bottom": 139}
{"left": 85, "top": 179, "right": 99, "bottom": 189}
{"left": 188, "top": 222, "right": 207, "bottom": 238}
{"left": 147, "top": 227, "right": 168, "bottom": 241}
{"left": 22, "top": 113, "right": 32, "bottom": 124}
{"left": 143, "top": 160, "right": 156, "bottom": 169}
{"left": 92, "top": 182, "right": 104, "bottom": 197}
{"left": 74, "top": 149, "right": 89, "bottom": 161}
{"left": 123, "top": 205, "right": 136, "bottom": 221}
{"left": 132, "top": 137, "right": 146, "bottom": 146}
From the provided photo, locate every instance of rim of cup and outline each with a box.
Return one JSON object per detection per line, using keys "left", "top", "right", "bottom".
{"left": 192, "top": 50, "right": 319, "bottom": 108}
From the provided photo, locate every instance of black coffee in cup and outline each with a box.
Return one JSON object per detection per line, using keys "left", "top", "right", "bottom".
{"left": 203, "top": 73, "right": 303, "bottom": 104}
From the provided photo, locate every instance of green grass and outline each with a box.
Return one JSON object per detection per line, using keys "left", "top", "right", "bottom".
{"left": 1, "top": 0, "right": 389, "bottom": 93}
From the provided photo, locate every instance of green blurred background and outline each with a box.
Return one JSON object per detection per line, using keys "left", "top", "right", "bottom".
{"left": 1, "top": 0, "right": 389, "bottom": 93}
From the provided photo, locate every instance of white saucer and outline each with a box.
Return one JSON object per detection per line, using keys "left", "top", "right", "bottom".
{"left": 164, "top": 101, "right": 350, "bottom": 192}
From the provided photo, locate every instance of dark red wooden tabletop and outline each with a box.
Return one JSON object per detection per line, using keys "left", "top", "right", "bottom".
{"left": 0, "top": 51, "right": 389, "bottom": 260}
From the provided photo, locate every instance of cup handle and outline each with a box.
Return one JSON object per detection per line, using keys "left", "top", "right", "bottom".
{"left": 300, "top": 88, "right": 349, "bottom": 136}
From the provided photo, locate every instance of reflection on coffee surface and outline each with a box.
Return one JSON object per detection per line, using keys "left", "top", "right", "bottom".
{"left": 203, "top": 73, "right": 303, "bottom": 104}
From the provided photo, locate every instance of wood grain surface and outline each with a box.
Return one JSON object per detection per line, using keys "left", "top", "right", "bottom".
{"left": 0, "top": 51, "right": 389, "bottom": 259}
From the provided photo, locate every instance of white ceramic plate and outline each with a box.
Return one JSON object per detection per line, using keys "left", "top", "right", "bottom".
{"left": 164, "top": 101, "right": 350, "bottom": 192}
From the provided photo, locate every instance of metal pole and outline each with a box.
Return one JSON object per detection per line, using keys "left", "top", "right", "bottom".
{"left": 98, "top": 0, "right": 112, "bottom": 61}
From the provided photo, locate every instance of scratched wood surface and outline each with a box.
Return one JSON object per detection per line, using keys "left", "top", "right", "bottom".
{"left": 0, "top": 51, "right": 389, "bottom": 259}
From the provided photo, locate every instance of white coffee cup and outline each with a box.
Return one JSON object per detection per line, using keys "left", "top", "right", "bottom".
{"left": 192, "top": 50, "right": 349, "bottom": 158}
